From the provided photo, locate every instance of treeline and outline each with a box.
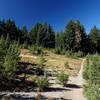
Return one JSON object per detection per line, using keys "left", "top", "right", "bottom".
{"left": 0, "top": 19, "right": 55, "bottom": 47}
{"left": 0, "top": 19, "right": 100, "bottom": 54}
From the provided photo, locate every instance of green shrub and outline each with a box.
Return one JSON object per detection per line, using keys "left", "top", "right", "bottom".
{"left": 37, "top": 75, "right": 49, "bottom": 91}
{"left": 71, "top": 51, "right": 84, "bottom": 59}
{"left": 54, "top": 47, "right": 61, "bottom": 54}
{"left": 36, "top": 65, "right": 44, "bottom": 75}
{"left": 57, "top": 72, "right": 69, "bottom": 86}
{"left": 75, "top": 51, "right": 84, "bottom": 57}
{"left": 61, "top": 49, "right": 66, "bottom": 55}
{"left": 36, "top": 56, "right": 46, "bottom": 75}
{"left": 39, "top": 56, "right": 46, "bottom": 67}
{"left": 83, "top": 57, "right": 90, "bottom": 80}
{"left": 86, "top": 55, "right": 100, "bottom": 84}
{"left": 64, "top": 61, "right": 69, "bottom": 69}
{"left": 0, "top": 41, "right": 20, "bottom": 80}
{"left": 65, "top": 51, "right": 84, "bottom": 58}
{"left": 29, "top": 45, "right": 43, "bottom": 55}
{"left": 22, "top": 41, "right": 28, "bottom": 49}
{"left": 3, "top": 43, "right": 20, "bottom": 79}
{"left": 54, "top": 46, "right": 66, "bottom": 55}
{"left": 65, "top": 50, "right": 73, "bottom": 57}
{"left": 83, "top": 64, "right": 90, "bottom": 80}
{"left": 83, "top": 54, "right": 100, "bottom": 100}
{"left": 86, "top": 84, "right": 100, "bottom": 100}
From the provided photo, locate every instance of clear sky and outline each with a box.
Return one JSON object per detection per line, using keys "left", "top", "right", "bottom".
{"left": 0, "top": 0, "right": 100, "bottom": 33}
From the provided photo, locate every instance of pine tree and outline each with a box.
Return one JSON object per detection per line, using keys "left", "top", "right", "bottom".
{"left": 0, "top": 36, "right": 20, "bottom": 80}
{"left": 3, "top": 43, "right": 20, "bottom": 79}
{"left": 55, "top": 32, "right": 65, "bottom": 54}
{"left": 29, "top": 23, "right": 55, "bottom": 47}
{"left": 21, "top": 25, "right": 28, "bottom": 43}
{"left": 64, "top": 20, "right": 76, "bottom": 51}
{"left": 89, "top": 26, "right": 100, "bottom": 53}
{"left": 5, "top": 19, "right": 20, "bottom": 40}
{"left": 64, "top": 20, "right": 86, "bottom": 52}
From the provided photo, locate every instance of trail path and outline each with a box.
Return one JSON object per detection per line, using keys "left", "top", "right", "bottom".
{"left": 42, "top": 59, "right": 86, "bottom": 100}
{"left": 0, "top": 59, "right": 86, "bottom": 100}
{"left": 62, "top": 58, "right": 86, "bottom": 100}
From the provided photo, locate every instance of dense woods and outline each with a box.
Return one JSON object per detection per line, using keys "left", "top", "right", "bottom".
{"left": 0, "top": 19, "right": 100, "bottom": 54}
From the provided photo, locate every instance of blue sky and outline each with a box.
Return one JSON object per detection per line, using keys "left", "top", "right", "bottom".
{"left": 0, "top": 0, "right": 100, "bottom": 33}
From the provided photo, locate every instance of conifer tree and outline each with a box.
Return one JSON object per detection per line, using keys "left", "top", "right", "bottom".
{"left": 89, "top": 26, "right": 100, "bottom": 53}
{"left": 64, "top": 20, "right": 87, "bottom": 52}
{"left": 3, "top": 43, "right": 20, "bottom": 79}
{"left": 0, "top": 36, "right": 20, "bottom": 80}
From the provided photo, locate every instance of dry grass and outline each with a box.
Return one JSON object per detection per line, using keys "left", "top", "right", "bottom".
{"left": 20, "top": 49, "right": 40, "bottom": 64}
{"left": 44, "top": 50, "right": 82, "bottom": 76}
{"left": 20, "top": 49, "right": 82, "bottom": 76}
{"left": 26, "top": 75, "right": 38, "bottom": 81}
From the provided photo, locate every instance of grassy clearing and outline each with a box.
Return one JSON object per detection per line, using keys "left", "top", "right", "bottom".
{"left": 20, "top": 49, "right": 40, "bottom": 64}
{"left": 20, "top": 49, "right": 82, "bottom": 76}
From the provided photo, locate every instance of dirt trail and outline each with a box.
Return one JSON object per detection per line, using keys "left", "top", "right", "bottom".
{"left": 0, "top": 59, "right": 86, "bottom": 100}
{"left": 41, "top": 59, "right": 86, "bottom": 100}
{"left": 62, "top": 58, "right": 86, "bottom": 100}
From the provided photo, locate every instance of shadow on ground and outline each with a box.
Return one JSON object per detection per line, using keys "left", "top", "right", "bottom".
{"left": 65, "top": 84, "right": 82, "bottom": 89}
{"left": 44, "top": 87, "right": 71, "bottom": 92}
{"left": 0, "top": 94, "right": 72, "bottom": 100}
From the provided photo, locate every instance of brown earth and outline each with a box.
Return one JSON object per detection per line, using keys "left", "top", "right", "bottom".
{"left": 20, "top": 49, "right": 82, "bottom": 76}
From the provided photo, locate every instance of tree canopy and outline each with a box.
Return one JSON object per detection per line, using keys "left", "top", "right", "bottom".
{"left": 0, "top": 19, "right": 100, "bottom": 54}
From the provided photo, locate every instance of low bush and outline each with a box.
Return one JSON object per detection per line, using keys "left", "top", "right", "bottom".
{"left": 35, "top": 65, "right": 44, "bottom": 75}
{"left": 37, "top": 75, "right": 49, "bottom": 91}
{"left": 73, "top": 51, "right": 84, "bottom": 58}
{"left": 36, "top": 56, "right": 46, "bottom": 75}
{"left": 39, "top": 56, "right": 46, "bottom": 67}
{"left": 22, "top": 41, "right": 28, "bottom": 49}
{"left": 0, "top": 40, "right": 20, "bottom": 81}
{"left": 57, "top": 72, "right": 69, "bottom": 86}
{"left": 54, "top": 46, "right": 66, "bottom": 55}
{"left": 83, "top": 54, "right": 100, "bottom": 100}
{"left": 65, "top": 51, "right": 84, "bottom": 59}
{"left": 54, "top": 47, "right": 62, "bottom": 54}
{"left": 86, "top": 84, "right": 100, "bottom": 100}
{"left": 64, "top": 61, "right": 69, "bottom": 69}
{"left": 65, "top": 50, "right": 73, "bottom": 57}
{"left": 29, "top": 45, "right": 44, "bottom": 55}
